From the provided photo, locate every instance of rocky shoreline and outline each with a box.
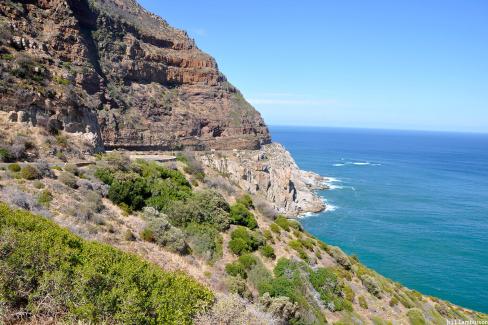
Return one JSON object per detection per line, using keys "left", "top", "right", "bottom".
{"left": 197, "top": 142, "right": 329, "bottom": 217}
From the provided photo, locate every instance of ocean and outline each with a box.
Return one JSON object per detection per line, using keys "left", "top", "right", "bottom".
{"left": 270, "top": 126, "right": 488, "bottom": 313}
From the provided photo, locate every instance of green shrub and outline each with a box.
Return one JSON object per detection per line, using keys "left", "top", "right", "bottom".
{"left": 0, "top": 203, "right": 213, "bottom": 323}
{"left": 289, "top": 220, "right": 302, "bottom": 231}
{"left": 308, "top": 267, "right": 352, "bottom": 311}
{"left": 229, "top": 238, "right": 249, "bottom": 255}
{"left": 229, "top": 202, "right": 257, "bottom": 229}
{"left": 184, "top": 223, "right": 223, "bottom": 264}
{"left": 260, "top": 244, "right": 276, "bottom": 259}
{"left": 361, "top": 274, "right": 382, "bottom": 298}
{"left": 246, "top": 260, "right": 273, "bottom": 295}
{"left": 124, "top": 229, "right": 136, "bottom": 241}
{"left": 225, "top": 276, "right": 251, "bottom": 299}
{"left": 228, "top": 227, "right": 264, "bottom": 255}
{"left": 270, "top": 223, "right": 281, "bottom": 234}
{"left": 299, "top": 238, "right": 315, "bottom": 251}
{"left": 329, "top": 246, "right": 351, "bottom": 269}
{"left": 288, "top": 240, "right": 308, "bottom": 261}
{"left": 96, "top": 161, "right": 192, "bottom": 212}
{"left": 8, "top": 163, "right": 21, "bottom": 172}
{"left": 238, "top": 253, "right": 258, "bottom": 269}
{"left": 165, "top": 190, "right": 229, "bottom": 230}
{"left": 263, "top": 229, "right": 273, "bottom": 240}
{"left": 140, "top": 227, "right": 154, "bottom": 242}
{"left": 358, "top": 296, "right": 368, "bottom": 309}
{"left": 343, "top": 284, "right": 355, "bottom": 302}
{"left": 407, "top": 308, "right": 426, "bottom": 325}
{"left": 0, "top": 148, "right": 11, "bottom": 162}
{"left": 20, "top": 165, "right": 41, "bottom": 180}
{"left": 143, "top": 213, "right": 188, "bottom": 254}
{"left": 59, "top": 171, "right": 78, "bottom": 188}
{"left": 225, "top": 261, "right": 247, "bottom": 278}
{"left": 236, "top": 194, "right": 253, "bottom": 209}
{"left": 389, "top": 296, "right": 399, "bottom": 307}
{"left": 54, "top": 76, "right": 70, "bottom": 85}
{"left": 37, "top": 190, "right": 53, "bottom": 207}
{"left": 275, "top": 215, "right": 290, "bottom": 231}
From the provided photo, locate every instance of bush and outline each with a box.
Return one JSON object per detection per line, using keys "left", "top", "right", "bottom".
{"left": 178, "top": 152, "right": 205, "bottom": 180}
{"left": 407, "top": 308, "right": 426, "bottom": 325}
{"left": 124, "top": 229, "right": 136, "bottom": 241}
{"left": 307, "top": 267, "right": 353, "bottom": 312}
{"left": 184, "top": 223, "right": 223, "bottom": 264}
{"left": 228, "top": 227, "right": 264, "bottom": 255}
{"left": 20, "top": 165, "right": 40, "bottom": 180}
{"left": 343, "top": 284, "right": 355, "bottom": 302}
{"left": 0, "top": 148, "right": 11, "bottom": 162}
{"left": 329, "top": 246, "right": 351, "bottom": 269}
{"left": 238, "top": 253, "right": 258, "bottom": 269}
{"left": 389, "top": 296, "right": 399, "bottom": 307}
{"left": 35, "top": 161, "right": 54, "bottom": 178}
{"left": 225, "top": 261, "right": 247, "bottom": 278}
{"left": 270, "top": 223, "right": 280, "bottom": 234}
{"left": 263, "top": 229, "right": 273, "bottom": 241}
{"left": 96, "top": 161, "right": 192, "bottom": 212}
{"left": 165, "top": 190, "right": 229, "bottom": 230}
{"left": 361, "top": 274, "right": 382, "bottom": 298}
{"left": 260, "top": 244, "right": 276, "bottom": 259}
{"left": 37, "top": 190, "right": 53, "bottom": 207}
{"left": 299, "top": 238, "right": 315, "bottom": 251}
{"left": 59, "top": 171, "right": 78, "bottom": 188}
{"left": 225, "top": 277, "right": 252, "bottom": 299}
{"left": 288, "top": 240, "right": 308, "bottom": 261}
{"left": 358, "top": 296, "right": 368, "bottom": 309}
{"left": 236, "top": 194, "right": 253, "bottom": 209}
{"left": 143, "top": 215, "right": 188, "bottom": 254}
{"left": 229, "top": 202, "right": 257, "bottom": 229}
{"left": 274, "top": 215, "right": 290, "bottom": 231}
{"left": 140, "top": 227, "right": 154, "bottom": 242}
{"left": 8, "top": 163, "right": 21, "bottom": 173}
{"left": 0, "top": 203, "right": 213, "bottom": 323}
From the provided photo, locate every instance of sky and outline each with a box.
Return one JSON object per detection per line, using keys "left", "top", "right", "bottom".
{"left": 138, "top": 0, "right": 488, "bottom": 133}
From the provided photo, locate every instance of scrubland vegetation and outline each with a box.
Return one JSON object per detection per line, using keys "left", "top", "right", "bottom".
{"left": 1, "top": 151, "right": 486, "bottom": 324}
{"left": 0, "top": 203, "right": 213, "bottom": 324}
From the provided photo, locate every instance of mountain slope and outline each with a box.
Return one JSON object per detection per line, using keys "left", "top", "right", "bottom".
{"left": 0, "top": 0, "right": 270, "bottom": 152}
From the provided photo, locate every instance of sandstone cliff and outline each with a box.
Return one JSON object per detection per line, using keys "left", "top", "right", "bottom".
{"left": 197, "top": 143, "right": 327, "bottom": 217}
{"left": 0, "top": 0, "right": 270, "bottom": 151}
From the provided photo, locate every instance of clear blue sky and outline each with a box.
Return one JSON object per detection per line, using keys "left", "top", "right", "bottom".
{"left": 139, "top": 0, "right": 488, "bottom": 133}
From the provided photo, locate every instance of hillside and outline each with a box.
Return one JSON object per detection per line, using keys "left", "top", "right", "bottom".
{"left": 0, "top": 0, "right": 487, "bottom": 324}
{"left": 0, "top": 0, "right": 270, "bottom": 153}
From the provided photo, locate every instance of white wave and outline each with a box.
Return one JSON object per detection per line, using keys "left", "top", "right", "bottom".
{"left": 324, "top": 204, "right": 337, "bottom": 212}
{"left": 334, "top": 161, "right": 382, "bottom": 167}
{"left": 328, "top": 184, "right": 343, "bottom": 190}
{"left": 351, "top": 162, "right": 370, "bottom": 166}
{"left": 326, "top": 177, "right": 342, "bottom": 183}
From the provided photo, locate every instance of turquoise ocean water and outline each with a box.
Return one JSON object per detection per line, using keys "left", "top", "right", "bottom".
{"left": 270, "top": 126, "right": 488, "bottom": 312}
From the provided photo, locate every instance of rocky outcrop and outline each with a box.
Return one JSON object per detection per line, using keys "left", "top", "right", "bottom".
{"left": 197, "top": 143, "right": 326, "bottom": 217}
{"left": 0, "top": 0, "right": 270, "bottom": 151}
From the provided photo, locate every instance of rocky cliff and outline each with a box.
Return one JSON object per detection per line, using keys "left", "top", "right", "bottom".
{"left": 198, "top": 143, "right": 327, "bottom": 217}
{"left": 0, "top": 0, "right": 270, "bottom": 151}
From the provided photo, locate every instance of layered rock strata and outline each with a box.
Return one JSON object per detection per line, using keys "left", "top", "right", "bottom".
{"left": 198, "top": 143, "right": 327, "bottom": 217}
{"left": 0, "top": 0, "right": 270, "bottom": 151}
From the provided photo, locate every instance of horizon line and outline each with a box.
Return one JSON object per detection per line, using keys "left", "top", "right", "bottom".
{"left": 267, "top": 124, "right": 488, "bottom": 135}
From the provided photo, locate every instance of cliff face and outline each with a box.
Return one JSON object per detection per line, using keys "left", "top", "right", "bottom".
{"left": 0, "top": 0, "right": 270, "bottom": 151}
{"left": 198, "top": 143, "right": 327, "bottom": 217}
